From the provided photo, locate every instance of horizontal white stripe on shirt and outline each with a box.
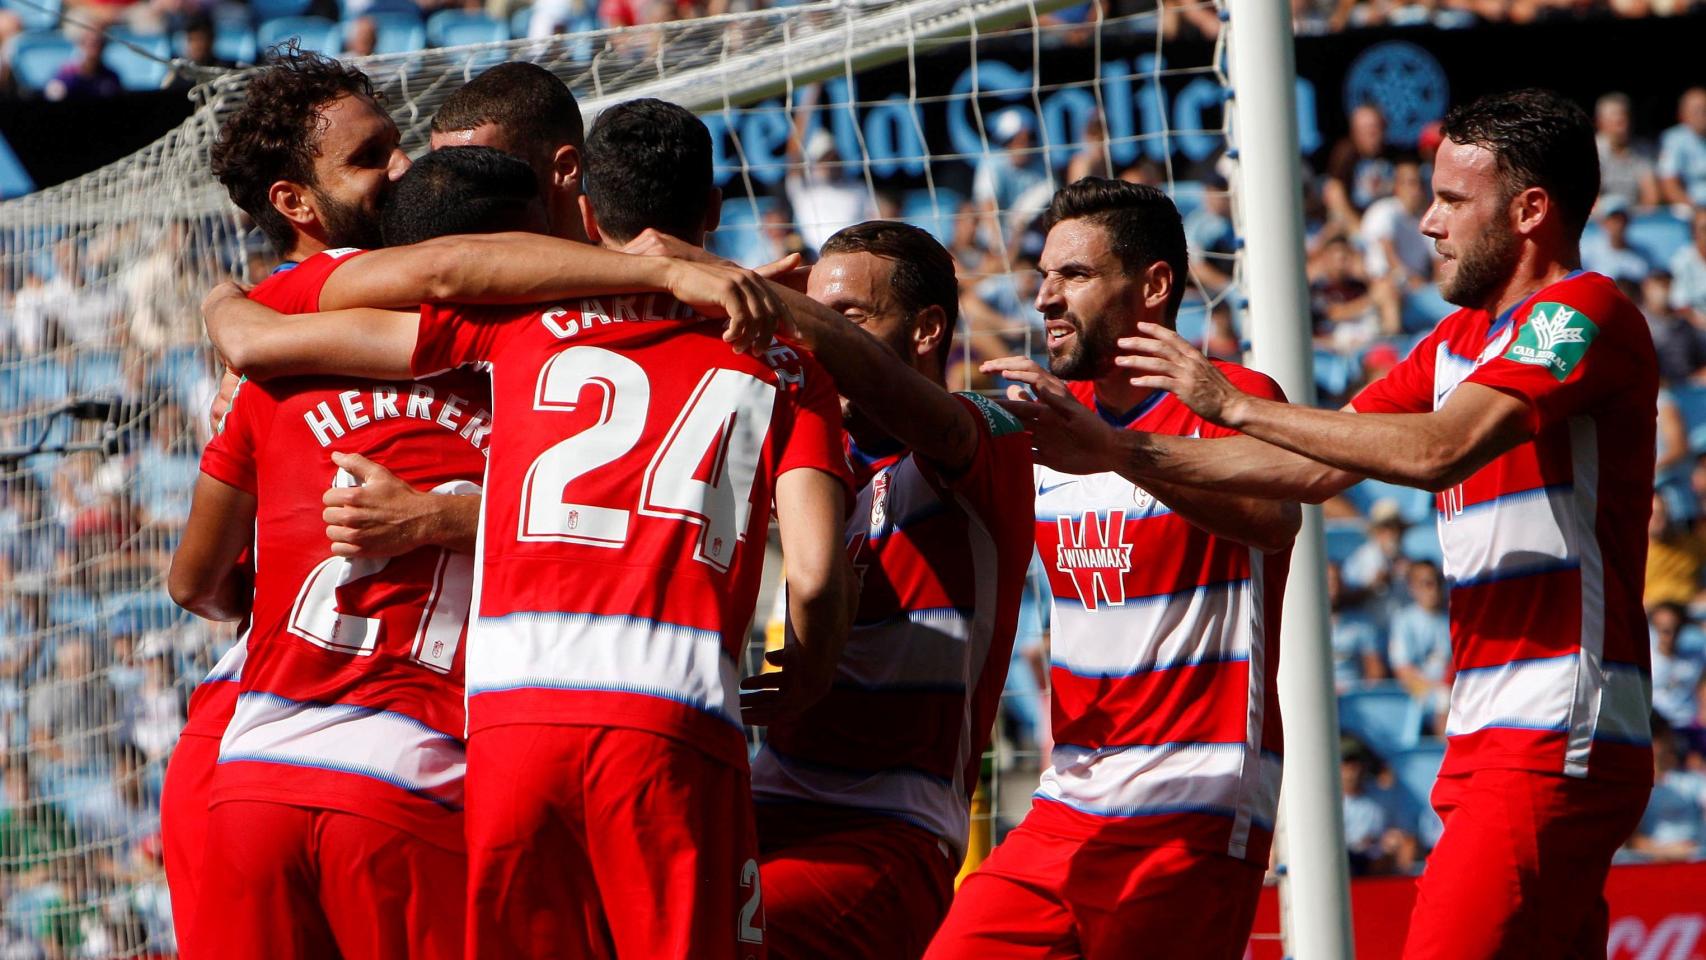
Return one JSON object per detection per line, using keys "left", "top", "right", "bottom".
{"left": 1036, "top": 740, "right": 1281, "bottom": 832}
{"left": 202, "top": 633, "right": 248, "bottom": 684}
{"left": 751, "top": 747, "right": 969, "bottom": 858}
{"left": 1447, "top": 653, "right": 1578, "bottom": 737}
{"left": 1441, "top": 485, "right": 1579, "bottom": 587}
{"left": 838, "top": 607, "right": 973, "bottom": 691}
{"left": 1049, "top": 579, "right": 1253, "bottom": 678}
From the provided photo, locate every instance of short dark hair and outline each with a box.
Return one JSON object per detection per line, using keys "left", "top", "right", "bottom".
{"left": 582, "top": 98, "right": 714, "bottom": 245}
{"left": 209, "top": 46, "right": 376, "bottom": 255}
{"left": 381, "top": 147, "right": 539, "bottom": 247}
{"left": 1044, "top": 177, "right": 1189, "bottom": 320}
{"left": 1439, "top": 89, "right": 1599, "bottom": 240}
{"left": 821, "top": 220, "right": 960, "bottom": 371}
{"left": 431, "top": 62, "right": 585, "bottom": 164}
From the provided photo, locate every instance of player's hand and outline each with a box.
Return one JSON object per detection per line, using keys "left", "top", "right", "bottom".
{"left": 739, "top": 646, "right": 834, "bottom": 727}
{"left": 208, "top": 369, "right": 241, "bottom": 434}
{"left": 1115, "top": 323, "right": 1248, "bottom": 428}
{"left": 322, "top": 451, "right": 444, "bottom": 558}
{"left": 662, "top": 258, "right": 790, "bottom": 355}
{"left": 623, "top": 227, "right": 722, "bottom": 264}
{"left": 982, "top": 356, "right": 1120, "bottom": 475}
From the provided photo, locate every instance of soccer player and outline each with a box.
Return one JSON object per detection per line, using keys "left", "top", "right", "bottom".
{"left": 924, "top": 179, "right": 1299, "bottom": 960}
{"left": 752, "top": 221, "right": 1034, "bottom": 958}
{"left": 200, "top": 100, "right": 855, "bottom": 960}
{"left": 1097, "top": 90, "right": 1655, "bottom": 958}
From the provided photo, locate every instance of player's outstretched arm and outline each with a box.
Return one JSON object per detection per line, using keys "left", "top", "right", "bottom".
{"left": 772, "top": 284, "right": 982, "bottom": 473}
{"left": 320, "top": 232, "right": 795, "bottom": 354}
{"left": 742, "top": 468, "right": 853, "bottom": 727}
{"left": 1119, "top": 323, "right": 1531, "bottom": 491}
{"left": 202, "top": 282, "right": 419, "bottom": 381}
{"left": 168, "top": 474, "right": 257, "bottom": 622}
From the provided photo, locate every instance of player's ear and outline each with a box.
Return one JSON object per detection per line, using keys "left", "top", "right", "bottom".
{"left": 269, "top": 180, "right": 316, "bottom": 230}
{"left": 579, "top": 194, "right": 602, "bottom": 246}
{"left": 912, "top": 303, "right": 948, "bottom": 360}
{"left": 551, "top": 143, "right": 581, "bottom": 194}
{"left": 1512, "top": 186, "right": 1549, "bottom": 237}
{"left": 702, "top": 186, "right": 723, "bottom": 235}
{"left": 1142, "top": 260, "right": 1173, "bottom": 314}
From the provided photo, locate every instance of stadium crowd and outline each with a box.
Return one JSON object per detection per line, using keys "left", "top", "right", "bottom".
{"left": 0, "top": 16, "right": 1703, "bottom": 959}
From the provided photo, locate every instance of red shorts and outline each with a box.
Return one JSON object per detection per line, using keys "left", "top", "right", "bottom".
{"left": 160, "top": 732, "right": 218, "bottom": 960}
{"left": 464, "top": 723, "right": 764, "bottom": 960}
{"left": 197, "top": 799, "right": 464, "bottom": 960}
{"left": 757, "top": 803, "right": 956, "bottom": 960}
{"left": 1402, "top": 767, "right": 1648, "bottom": 960}
{"left": 924, "top": 817, "right": 1264, "bottom": 960}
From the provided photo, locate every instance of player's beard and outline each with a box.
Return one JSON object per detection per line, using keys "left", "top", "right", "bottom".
{"left": 1439, "top": 214, "right": 1522, "bottom": 308}
{"left": 313, "top": 187, "right": 385, "bottom": 251}
{"left": 1047, "top": 311, "right": 1122, "bottom": 381}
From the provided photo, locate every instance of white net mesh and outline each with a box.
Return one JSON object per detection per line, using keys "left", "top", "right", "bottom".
{"left": 0, "top": 1, "right": 1237, "bottom": 953}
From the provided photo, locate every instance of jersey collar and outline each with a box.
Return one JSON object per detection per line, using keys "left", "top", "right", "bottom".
{"left": 1095, "top": 389, "right": 1166, "bottom": 428}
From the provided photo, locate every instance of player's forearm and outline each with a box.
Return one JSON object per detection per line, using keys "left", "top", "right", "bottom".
{"left": 425, "top": 494, "right": 480, "bottom": 555}
{"left": 204, "top": 289, "right": 417, "bottom": 381}
{"left": 1112, "top": 430, "right": 1358, "bottom": 505}
{"left": 1222, "top": 396, "right": 1486, "bottom": 492}
{"left": 169, "top": 477, "right": 256, "bottom": 621}
{"left": 773, "top": 286, "right": 980, "bottom": 472}
{"left": 1137, "top": 471, "right": 1301, "bottom": 554}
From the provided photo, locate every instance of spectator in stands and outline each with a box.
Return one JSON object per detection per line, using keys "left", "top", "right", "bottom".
{"left": 1658, "top": 387, "right": 1691, "bottom": 476}
{"left": 1328, "top": 561, "right": 1385, "bottom": 692}
{"left": 971, "top": 110, "right": 1048, "bottom": 240}
{"left": 1310, "top": 234, "right": 1385, "bottom": 351}
{"left": 164, "top": 11, "right": 235, "bottom": 90}
{"left": 1645, "top": 270, "right": 1706, "bottom": 383}
{"left": 0, "top": 759, "right": 77, "bottom": 881}
{"left": 1651, "top": 602, "right": 1704, "bottom": 728}
{"left": 784, "top": 85, "right": 875, "bottom": 252}
{"left": 1582, "top": 196, "right": 1653, "bottom": 284}
{"left": 1630, "top": 715, "right": 1706, "bottom": 862}
{"left": 134, "top": 400, "right": 198, "bottom": 530}
{"left": 1389, "top": 560, "right": 1450, "bottom": 730}
{"left": 1659, "top": 88, "right": 1706, "bottom": 209}
{"left": 1668, "top": 207, "right": 1706, "bottom": 321}
{"left": 1064, "top": 114, "right": 1112, "bottom": 184}
{"left": 1595, "top": 92, "right": 1661, "bottom": 210}
{"left": 1340, "top": 739, "right": 1391, "bottom": 875}
{"left": 1360, "top": 159, "right": 1434, "bottom": 285}
{"left": 43, "top": 26, "right": 123, "bottom": 102}
{"left": 1183, "top": 171, "right": 1236, "bottom": 293}
{"left": 344, "top": 16, "right": 379, "bottom": 58}
{"left": 1323, "top": 103, "right": 1398, "bottom": 227}
{"left": 25, "top": 636, "right": 118, "bottom": 769}
{"left": 1679, "top": 674, "right": 1706, "bottom": 769}
{"left": 123, "top": 639, "right": 182, "bottom": 762}
{"left": 1648, "top": 492, "right": 1706, "bottom": 608}
{"left": 959, "top": 232, "right": 1044, "bottom": 370}
{"left": 1343, "top": 498, "right": 1410, "bottom": 613}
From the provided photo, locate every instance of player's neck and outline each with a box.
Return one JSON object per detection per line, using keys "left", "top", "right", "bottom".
{"left": 1091, "top": 372, "right": 1153, "bottom": 420}
{"left": 1485, "top": 244, "right": 1581, "bottom": 319}
{"left": 284, "top": 232, "right": 330, "bottom": 264}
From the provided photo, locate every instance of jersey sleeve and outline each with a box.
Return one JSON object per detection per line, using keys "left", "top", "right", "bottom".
{"left": 1199, "top": 364, "right": 1290, "bottom": 440}
{"left": 251, "top": 248, "right": 369, "bottom": 313}
{"left": 1463, "top": 281, "right": 1639, "bottom": 434}
{"left": 412, "top": 303, "right": 514, "bottom": 376}
{"left": 1351, "top": 328, "right": 1442, "bottom": 415}
{"left": 773, "top": 351, "right": 856, "bottom": 506}
{"left": 199, "top": 376, "right": 275, "bottom": 495}
{"left": 912, "top": 393, "right": 1035, "bottom": 522}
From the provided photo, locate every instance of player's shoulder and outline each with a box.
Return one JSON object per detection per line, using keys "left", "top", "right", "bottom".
{"left": 952, "top": 391, "right": 1027, "bottom": 439}
{"left": 1210, "top": 359, "right": 1288, "bottom": 402}
{"left": 1529, "top": 270, "right": 1644, "bottom": 331}
{"left": 249, "top": 247, "right": 368, "bottom": 312}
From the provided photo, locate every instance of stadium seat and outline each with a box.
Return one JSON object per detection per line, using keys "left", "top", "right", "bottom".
{"left": 1338, "top": 684, "right": 1423, "bottom": 759}
{"left": 1313, "top": 348, "right": 1354, "bottom": 398}
{"left": 1388, "top": 739, "right": 1446, "bottom": 823}
{"left": 1323, "top": 518, "right": 1367, "bottom": 566}
{"left": 354, "top": 11, "right": 426, "bottom": 54}
{"left": 177, "top": 18, "right": 257, "bottom": 65}
{"left": 9, "top": 29, "right": 75, "bottom": 93}
{"left": 343, "top": 0, "right": 423, "bottom": 16}
{"left": 250, "top": 0, "right": 314, "bottom": 23}
{"left": 0, "top": 357, "right": 71, "bottom": 411}
{"left": 426, "top": 10, "right": 507, "bottom": 47}
{"left": 899, "top": 187, "right": 965, "bottom": 246}
{"left": 257, "top": 15, "right": 341, "bottom": 56}
{"left": 1672, "top": 384, "right": 1706, "bottom": 431}
{"left": 104, "top": 30, "right": 172, "bottom": 91}
{"left": 1400, "top": 523, "right": 1442, "bottom": 564}
{"left": 48, "top": 590, "right": 99, "bottom": 627}
{"left": 1346, "top": 478, "right": 1434, "bottom": 525}
{"left": 1627, "top": 211, "right": 1690, "bottom": 268}
{"left": 1174, "top": 301, "right": 1207, "bottom": 346}
{"left": 0, "top": 0, "right": 59, "bottom": 32}
{"left": 105, "top": 591, "right": 185, "bottom": 635}
{"left": 70, "top": 348, "right": 124, "bottom": 396}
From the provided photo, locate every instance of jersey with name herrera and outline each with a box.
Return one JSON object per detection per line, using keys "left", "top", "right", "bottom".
{"left": 1353, "top": 270, "right": 1657, "bottom": 785}
{"left": 411, "top": 294, "right": 851, "bottom": 771}
{"left": 199, "top": 250, "right": 490, "bottom": 848}
{"left": 181, "top": 247, "right": 367, "bottom": 742}
{"left": 752, "top": 393, "right": 1035, "bottom": 858}
{"left": 1029, "top": 366, "right": 1290, "bottom": 866}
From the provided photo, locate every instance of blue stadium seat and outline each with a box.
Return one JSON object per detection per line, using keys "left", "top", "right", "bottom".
{"left": 1, "top": 0, "right": 59, "bottom": 31}
{"left": 426, "top": 10, "right": 506, "bottom": 47}
{"left": 1401, "top": 523, "right": 1442, "bottom": 564}
{"left": 0, "top": 357, "right": 71, "bottom": 411}
{"left": 1628, "top": 211, "right": 1690, "bottom": 268}
{"left": 1673, "top": 384, "right": 1706, "bottom": 431}
{"left": 1313, "top": 348, "right": 1354, "bottom": 398}
{"left": 104, "top": 30, "right": 171, "bottom": 90}
{"left": 1388, "top": 739, "right": 1446, "bottom": 823}
{"left": 899, "top": 187, "right": 965, "bottom": 247}
{"left": 1323, "top": 519, "right": 1367, "bottom": 567}
{"left": 48, "top": 590, "right": 99, "bottom": 627}
{"left": 213, "top": 18, "right": 257, "bottom": 64}
{"left": 105, "top": 591, "right": 185, "bottom": 635}
{"left": 343, "top": 0, "right": 422, "bottom": 16}
{"left": 1346, "top": 478, "right": 1434, "bottom": 525}
{"left": 354, "top": 11, "right": 425, "bottom": 54}
{"left": 1338, "top": 684, "right": 1423, "bottom": 759}
{"left": 1174, "top": 301, "right": 1207, "bottom": 346}
{"left": 70, "top": 347, "right": 123, "bottom": 396}
{"left": 250, "top": 0, "right": 313, "bottom": 22}
{"left": 10, "top": 29, "right": 75, "bottom": 92}
{"left": 257, "top": 15, "right": 340, "bottom": 56}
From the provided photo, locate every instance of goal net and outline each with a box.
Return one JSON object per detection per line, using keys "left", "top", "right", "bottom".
{"left": 0, "top": 1, "right": 1243, "bottom": 953}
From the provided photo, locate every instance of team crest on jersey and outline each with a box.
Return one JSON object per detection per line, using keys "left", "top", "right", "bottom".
{"left": 1054, "top": 510, "right": 1134, "bottom": 610}
{"left": 1504, "top": 302, "right": 1598, "bottom": 382}
{"left": 870, "top": 469, "right": 891, "bottom": 531}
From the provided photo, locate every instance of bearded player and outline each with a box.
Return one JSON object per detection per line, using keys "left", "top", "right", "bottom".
{"left": 201, "top": 101, "right": 855, "bottom": 959}
{"left": 1063, "top": 90, "right": 1653, "bottom": 958}
{"left": 926, "top": 179, "right": 1298, "bottom": 960}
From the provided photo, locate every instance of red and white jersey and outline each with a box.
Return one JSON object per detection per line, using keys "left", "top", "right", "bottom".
{"left": 1029, "top": 370, "right": 1290, "bottom": 865}
{"left": 412, "top": 296, "right": 851, "bottom": 771}
{"left": 1353, "top": 270, "right": 1656, "bottom": 784}
{"left": 752, "top": 393, "right": 1035, "bottom": 857}
{"left": 200, "top": 250, "right": 489, "bottom": 845}
{"left": 180, "top": 249, "right": 364, "bottom": 742}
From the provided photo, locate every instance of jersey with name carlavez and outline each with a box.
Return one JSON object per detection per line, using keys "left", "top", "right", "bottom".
{"left": 182, "top": 249, "right": 364, "bottom": 743}
{"left": 198, "top": 249, "right": 490, "bottom": 848}
{"left": 1353, "top": 270, "right": 1656, "bottom": 785}
{"left": 1030, "top": 367, "right": 1290, "bottom": 865}
{"left": 752, "top": 393, "right": 1035, "bottom": 857}
{"left": 411, "top": 294, "right": 851, "bottom": 771}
